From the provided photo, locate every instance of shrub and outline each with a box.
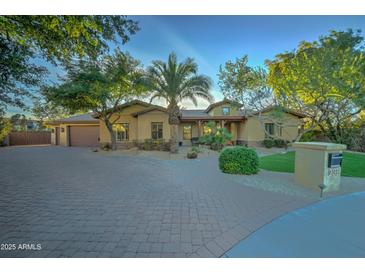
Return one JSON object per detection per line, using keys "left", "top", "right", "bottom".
{"left": 262, "top": 139, "right": 275, "bottom": 148}
{"left": 198, "top": 121, "right": 232, "bottom": 151}
{"left": 0, "top": 117, "right": 11, "bottom": 145}
{"left": 219, "top": 147, "right": 259, "bottom": 175}
{"left": 143, "top": 139, "right": 154, "bottom": 150}
{"left": 299, "top": 131, "right": 316, "bottom": 142}
{"left": 100, "top": 143, "right": 111, "bottom": 151}
{"left": 191, "top": 146, "right": 202, "bottom": 153}
{"left": 187, "top": 151, "right": 198, "bottom": 159}
{"left": 142, "top": 139, "right": 167, "bottom": 151}
{"left": 274, "top": 139, "right": 288, "bottom": 148}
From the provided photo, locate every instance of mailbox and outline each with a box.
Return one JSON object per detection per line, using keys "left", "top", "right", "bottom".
{"left": 293, "top": 142, "right": 346, "bottom": 192}
{"left": 328, "top": 153, "right": 343, "bottom": 168}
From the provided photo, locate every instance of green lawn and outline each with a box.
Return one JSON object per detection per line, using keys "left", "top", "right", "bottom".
{"left": 259, "top": 151, "right": 365, "bottom": 178}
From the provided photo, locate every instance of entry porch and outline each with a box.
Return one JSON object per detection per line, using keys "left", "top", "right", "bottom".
{"left": 178, "top": 117, "right": 246, "bottom": 146}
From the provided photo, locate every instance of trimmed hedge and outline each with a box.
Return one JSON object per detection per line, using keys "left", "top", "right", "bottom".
{"left": 219, "top": 147, "right": 259, "bottom": 175}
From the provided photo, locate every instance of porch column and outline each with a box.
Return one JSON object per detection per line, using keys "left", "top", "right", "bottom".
{"left": 197, "top": 120, "right": 202, "bottom": 137}
{"left": 221, "top": 120, "right": 225, "bottom": 128}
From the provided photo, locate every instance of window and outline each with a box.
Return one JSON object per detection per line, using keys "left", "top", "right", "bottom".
{"left": 222, "top": 107, "right": 230, "bottom": 116}
{"left": 151, "top": 122, "right": 163, "bottom": 139}
{"left": 113, "top": 123, "right": 129, "bottom": 141}
{"left": 183, "top": 125, "right": 192, "bottom": 140}
{"left": 265, "top": 123, "right": 275, "bottom": 137}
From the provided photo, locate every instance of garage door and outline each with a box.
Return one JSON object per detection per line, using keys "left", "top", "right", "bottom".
{"left": 69, "top": 126, "right": 99, "bottom": 147}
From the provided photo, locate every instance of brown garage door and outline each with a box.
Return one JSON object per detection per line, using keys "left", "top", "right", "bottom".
{"left": 69, "top": 126, "right": 99, "bottom": 147}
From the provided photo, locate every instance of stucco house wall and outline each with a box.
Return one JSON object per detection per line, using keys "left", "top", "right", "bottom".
{"left": 50, "top": 128, "right": 57, "bottom": 145}
{"left": 51, "top": 123, "right": 100, "bottom": 146}
{"left": 48, "top": 100, "right": 304, "bottom": 149}
{"left": 99, "top": 104, "right": 149, "bottom": 144}
{"left": 242, "top": 111, "right": 302, "bottom": 145}
{"left": 208, "top": 103, "right": 241, "bottom": 116}
{"left": 137, "top": 110, "right": 171, "bottom": 141}
{"left": 59, "top": 124, "right": 68, "bottom": 146}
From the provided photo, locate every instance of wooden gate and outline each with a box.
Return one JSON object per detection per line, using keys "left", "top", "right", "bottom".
{"left": 9, "top": 131, "right": 51, "bottom": 146}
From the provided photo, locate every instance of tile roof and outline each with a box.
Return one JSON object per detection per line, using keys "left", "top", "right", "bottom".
{"left": 180, "top": 109, "right": 208, "bottom": 118}
{"left": 58, "top": 113, "right": 97, "bottom": 122}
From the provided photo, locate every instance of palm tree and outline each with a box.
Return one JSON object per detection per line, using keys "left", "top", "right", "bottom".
{"left": 147, "top": 52, "right": 213, "bottom": 153}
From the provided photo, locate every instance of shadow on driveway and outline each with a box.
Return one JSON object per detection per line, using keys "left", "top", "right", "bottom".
{"left": 225, "top": 191, "right": 365, "bottom": 257}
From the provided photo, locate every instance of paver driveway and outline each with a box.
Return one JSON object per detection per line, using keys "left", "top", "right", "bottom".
{"left": 0, "top": 146, "right": 313, "bottom": 258}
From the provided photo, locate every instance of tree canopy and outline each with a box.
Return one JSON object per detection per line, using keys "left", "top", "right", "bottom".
{"left": 267, "top": 29, "right": 365, "bottom": 142}
{"left": 147, "top": 52, "right": 213, "bottom": 112}
{"left": 218, "top": 55, "right": 273, "bottom": 113}
{"left": 0, "top": 34, "right": 46, "bottom": 115}
{"left": 218, "top": 55, "right": 298, "bottom": 140}
{"left": 43, "top": 50, "right": 147, "bottom": 150}
{"left": 147, "top": 52, "right": 213, "bottom": 152}
{"left": 0, "top": 15, "right": 139, "bottom": 115}
{"left": 0, "top": 16, "right": 139, "bottom": 64}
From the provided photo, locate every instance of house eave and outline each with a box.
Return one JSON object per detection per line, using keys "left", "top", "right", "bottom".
{"left": 180, "top": 116, "right": 246, "bottom": 122}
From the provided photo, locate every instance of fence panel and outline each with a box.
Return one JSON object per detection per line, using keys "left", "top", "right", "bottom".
{"left": 9, "top": 132, "right": 51, "bottom": 146}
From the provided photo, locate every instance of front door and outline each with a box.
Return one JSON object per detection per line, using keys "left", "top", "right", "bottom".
{"left": 182, "top": 124, "right": 192, "bottom": 145}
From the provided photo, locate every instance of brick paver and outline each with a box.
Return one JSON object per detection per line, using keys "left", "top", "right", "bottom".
{"left": 0, "top": 146, "right": 313, "bottom": 258}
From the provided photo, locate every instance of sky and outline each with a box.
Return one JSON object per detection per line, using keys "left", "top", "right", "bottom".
{"left": 8, "top": 15, "right": 365, "bottom": 116}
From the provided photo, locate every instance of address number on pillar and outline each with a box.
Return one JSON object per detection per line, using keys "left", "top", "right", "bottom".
{"left": 328, "top": 167, "right": 341, "bottom": 176}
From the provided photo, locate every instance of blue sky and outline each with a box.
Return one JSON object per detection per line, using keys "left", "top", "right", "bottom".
{"left": 9, "top": 15, "right": 365, "bottom": 115}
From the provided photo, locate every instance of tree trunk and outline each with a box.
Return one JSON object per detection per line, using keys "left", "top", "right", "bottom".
{"left": 170, "top": 124, "right": 178, "bottom": 153}
{"left": 104, "top": 118, "right": 117, "bottom": 150}
{"left": 167, "top": 102, "right": 181, "bottom": 153}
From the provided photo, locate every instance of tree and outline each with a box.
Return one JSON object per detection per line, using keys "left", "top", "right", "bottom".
{"left": 267, "top": 29, "right": 365, "bottom": 143}
{"left": 10, "top": 114, "right": 27, "bottom": 131}
{"left": 0, "top": 116, "right": 11, "bottom": 144}
{"left": 31, "top": 99, "right": 69, "bottom": 130}
{"left": 0, "top": 16, "right": 139, "bottom": 64}
{"left": 218, "top": 55, "right": 303, "bottom": 142}
{"left": 0, "top": 16, "right": 139, "bottom": 114}
{"left": 43, "top": 50, "right": 147, "bottom": 150}
{"left": 0, "top": 35, "right": 46, "bottom": 115}
{"left": 147, "top": 52, "right": 213, "bottom": 153}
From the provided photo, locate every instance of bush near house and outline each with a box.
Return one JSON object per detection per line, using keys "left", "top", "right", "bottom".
{"left": 138, "top": 139, "right": 170, "bottom": 151}
{"left": 198, "top": 121, "right": 232, "bottom": 151}
{"left": 219, "top": 147, "right": 259, "bottom": 175}
{"left": 262, "top": 138, "right": 288, "bottom": 148}
{"left": 262, "top": 139, "right": 275, "bottom": 148}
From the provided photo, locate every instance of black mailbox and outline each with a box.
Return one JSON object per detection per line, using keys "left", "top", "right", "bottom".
{"left": 328, "top": 153, "right": 343, "bottom": 168}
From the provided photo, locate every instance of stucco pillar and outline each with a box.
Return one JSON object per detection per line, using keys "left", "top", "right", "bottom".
{"left": 293, "top": 142, "right": 346, "bottom": 192}
{"left": 197, "top": 120, "right": 201, "bottom": 137}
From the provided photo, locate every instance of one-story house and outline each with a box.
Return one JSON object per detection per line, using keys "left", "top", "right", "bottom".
{"left": 47, "top": 99, "right": 305, "bottom": 148}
